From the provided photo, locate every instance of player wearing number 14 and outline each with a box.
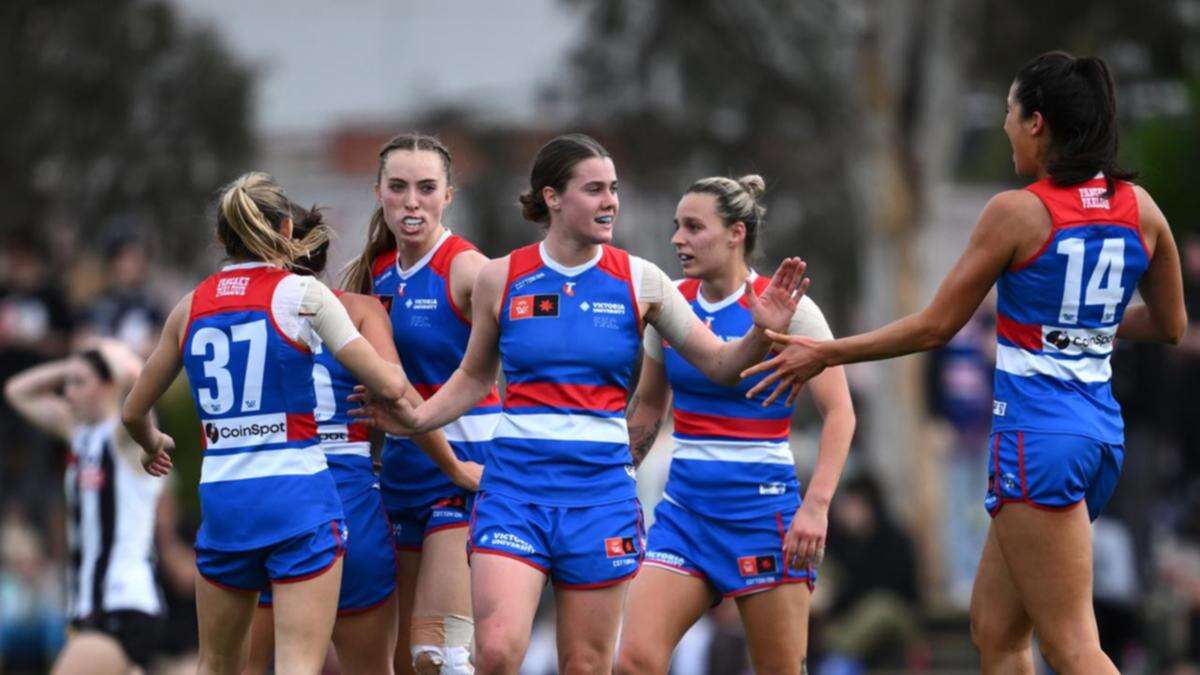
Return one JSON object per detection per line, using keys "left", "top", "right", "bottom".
{"left": 746, "top": 52, "right": 1186, "bottom": 674}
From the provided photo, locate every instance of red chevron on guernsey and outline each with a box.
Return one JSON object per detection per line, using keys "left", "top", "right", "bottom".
{"left": 672, "top": 409, "right": 790, "bottom": 440}
{"left": 996, "top": 314, "right": 1042, "bottom": 351}
{"left": 504, "top": 382, "right": 627, "bottom": 413}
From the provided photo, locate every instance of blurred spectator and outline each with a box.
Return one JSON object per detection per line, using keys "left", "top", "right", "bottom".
{"left": 0, "top": 500, "right": 66, "bottom": 673}
{"left": 75, "top": 231, "right": 165, "bottom": 358}
{"left": 0, "top": 234, "right": 73, "bottom": 365}
{"left": 815, "top": 473, "right": 922, "bottom": 674}
{"left": 0, "top": 232, "right": 73, "bottom": 521}
{"left": 1157, "top": 486, "right": 1200, "bottom": 667}
{"left": 925, "top": 304, "right": 995, "bottom": 607}
{"left": 1167, "top": 234, "right": 1200, "bottom": 487}
{"left": 1092, "top": 516, "right": 1143, "bottom": 669}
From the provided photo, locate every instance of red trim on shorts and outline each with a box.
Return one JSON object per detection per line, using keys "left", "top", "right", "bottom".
{"left": 987, "top": 498, "right": 1085, "bottom": 518}
{"left": 1017, "top": 432, "right": 1029, "bottom": 500}
{"left": 553, "top": 564, "right": 640, "bottom": 590}
{"left": 424, "top": 521, "right": 470, "bottom": 538}
{"left": 723, "top": 575, "right": 813, "bottom": 598}
{"left": 774, "top": 511, "right": 794, "bottom": 582}
{"left": 337, "top": 589, "right": 396, "bottom": 617}
{"left": 469, "top": 547, "right": 550, "bottom": 575}
{"left": 643, "top": 559, "right": 705, "bottom": 579}
{"left": 272, "top": 547, "right": 344, "bottom": 584}
{"left": 198, "top": 572, "right": 259, "bottom": 594}
{"left": 991, "top": 433, "right": 1002, "bottom": 495}
{"left": 273, "top": 523, "right": 345, "bottom": 585}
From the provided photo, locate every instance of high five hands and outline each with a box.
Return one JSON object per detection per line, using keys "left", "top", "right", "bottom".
{"left": 746, "top": 258, "right": 810, "bottom": 333}
{"left": 740, "top": 258, "right": 828, "bottom": 406}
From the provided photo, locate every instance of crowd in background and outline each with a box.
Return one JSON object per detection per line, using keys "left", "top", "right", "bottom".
{"left": 1, "top": 222, "right": 1198, "bottom": 674}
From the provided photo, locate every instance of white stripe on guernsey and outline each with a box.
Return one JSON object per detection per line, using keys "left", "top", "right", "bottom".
{"left": 200, "top": 445, "right": 329, "bottom": 484}
{"left": 492, "top": 412, "right": 628, "bottom": 444}
{"left": 321, "top": 442, "right": 370, "bottom": 457}
{"left": 672, "top": 438, "right": 794, "bottom": 465}
{"left": 442, "top": 413, "right": 501, "bottom": 444}
{"left": 995, "top": 344, "right": 1112, "bottom": 384}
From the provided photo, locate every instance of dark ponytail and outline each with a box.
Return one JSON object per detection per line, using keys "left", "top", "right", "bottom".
{"left": 288, "top": 203, "right": 330, "bottom": 277}
{"left": 1013, "top": 51, "right": 1136, "bottom": 196}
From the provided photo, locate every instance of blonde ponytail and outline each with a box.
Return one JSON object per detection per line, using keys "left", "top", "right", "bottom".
{"left": 217, "top": 172, "right": 327, "bottom": 266}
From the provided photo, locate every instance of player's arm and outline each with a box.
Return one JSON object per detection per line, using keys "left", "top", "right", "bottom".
{"left": 409, "top": 257, "right": 505, "bottom": 431}
{"left": 744, "top": 191, "right": 1029, "bottom": 403}
{"left": 356, "top": 258, "right": 506, "bottom": 436}
{"left": 121, "top": 294, "right": 189, "bottom": 476}
{"left": 626, "top": 330, "right": 672, "bottom": 468}
{"left": 1117, "top": 185, "right": 1187, "bottom": 344}
{"left": 306, "top": 280, "right": 409, "bottom": 402}
{"left": 348, "top": 293, "right": 481, "bottom": 491}
{"left": 449, "top": 248, "right": 489, "bottom": 321}
{"left": 647, "top": 258, "right": 809, "bottom": 386}
{"left": 4, "top": 358, "right": 78, "bottom": 442}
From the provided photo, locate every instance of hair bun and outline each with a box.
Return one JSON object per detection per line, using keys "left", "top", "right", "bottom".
{"left": 737, "top": 174, "right": 766, "bottom": 199}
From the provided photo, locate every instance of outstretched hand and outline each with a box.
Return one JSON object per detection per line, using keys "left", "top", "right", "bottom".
{"left": 348, "top": 385, "right": 422, "bottom": 436}
{"left": 746, "top": 258, "right": 810, "bottom": 333}
{"left": 141, "top": 431, "right": 175, "bottom": 477}
{"left": 741, "top": 331, "right": 828, "bottom": 406}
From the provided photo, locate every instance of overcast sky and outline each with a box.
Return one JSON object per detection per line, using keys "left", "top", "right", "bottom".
{"left": 171, "top": 0, "right": 585, "bottom": 134}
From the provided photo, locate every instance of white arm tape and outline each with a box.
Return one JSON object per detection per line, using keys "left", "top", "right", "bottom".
{"left": 637, "top": 259, "right": 700, "bottom": 349}
{"left": 642, "top": 324, "right": 664, "bottom": 361}
{"left": 299, "top": 279, "right": 362, "bottom": 353}
{"left": 788, "top": 296, "right": 835, "bottom": 340}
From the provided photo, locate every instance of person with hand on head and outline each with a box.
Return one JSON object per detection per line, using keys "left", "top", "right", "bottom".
{"left": 121, "top": 172, "right": 413, "bottom": 675}
{"left": 354, "top": 133, "right": 810, "bottom": 675}
{"left": 615, "top": 174, "right": 855, "bottom": 675}
{"left": 744, "top": 52, "right": 1187, "bottom": 675}
{"left": 5, "top": 338, "right": 165, "bottom": 675}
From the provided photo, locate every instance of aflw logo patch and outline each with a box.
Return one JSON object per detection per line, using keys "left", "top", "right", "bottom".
{"left": 216, "top": 276, "right": 251, "bottom": 297}
{"left": 738, "top": 555, "right": 777, "bottom": 577}
{"left": 509, "top": 294, "right": 559, "bottom": 320}
{"left": 605, "top": 536, "right": 637, "bottom": 558}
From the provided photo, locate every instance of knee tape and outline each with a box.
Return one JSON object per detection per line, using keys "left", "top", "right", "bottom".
{"left": 412, "top": 614, "right": 474, "bottom": 675}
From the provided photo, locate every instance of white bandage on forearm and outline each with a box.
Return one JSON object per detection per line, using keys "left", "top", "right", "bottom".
{"left": 637, "top": 261, "right": 700, "bottom": 349}
{"left": 299, "top": 279, "right": 362, "bottom": 353}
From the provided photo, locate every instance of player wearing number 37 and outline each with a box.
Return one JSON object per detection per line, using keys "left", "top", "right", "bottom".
{"left": 743, "top": 52, "right": 1186, "bottom": 674}
{"left": 121, "top": 172, "right": 414, "bottom": 674}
